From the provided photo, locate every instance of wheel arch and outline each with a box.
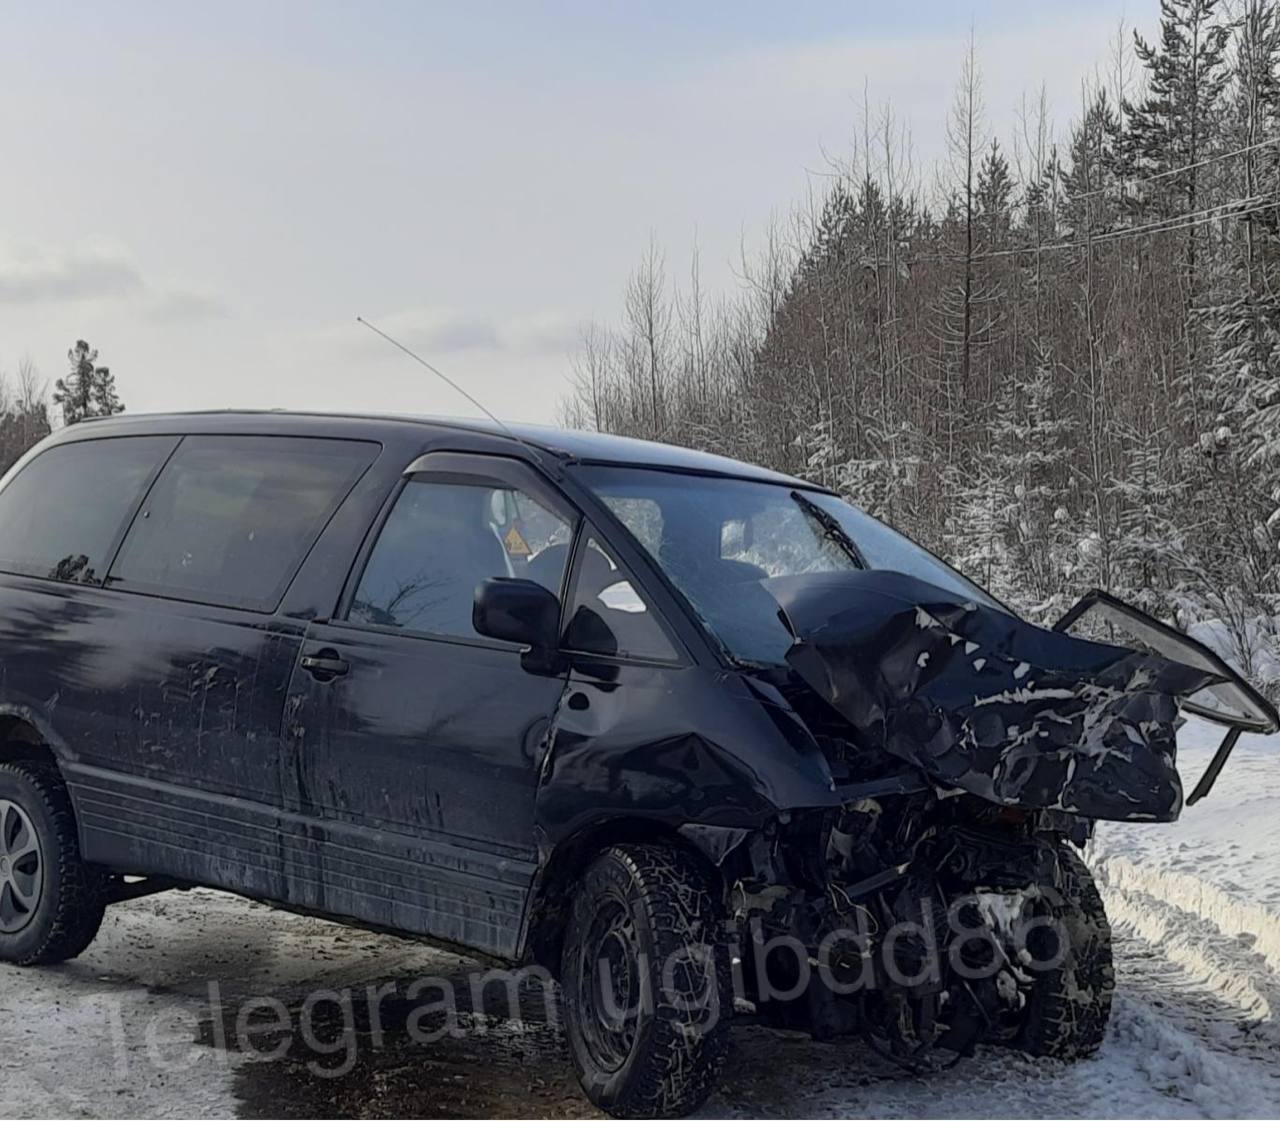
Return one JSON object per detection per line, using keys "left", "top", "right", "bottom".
{"left": 520, "top": 817, "right": 727, "bottom": 973}
{"left": 0, "top": 710, "right": 64, "bottom": 770}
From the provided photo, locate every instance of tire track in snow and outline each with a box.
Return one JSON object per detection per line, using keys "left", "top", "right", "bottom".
{"left": 1092, "top": 850, "right": 1280, "bottom": 1117}
{"left": 1098, "top": 855, "right": 1280, "bottom": 974}
{"left": 1105, "top": 932, "right": 1280, "bottom": 1117}
{"left": 1102, "top": 885, "right": 1279, "bottom": 1042}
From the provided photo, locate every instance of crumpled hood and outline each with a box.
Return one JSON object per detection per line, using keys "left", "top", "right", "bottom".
{"left": 768, "top": 570, "right": 1225, "bottom": 822}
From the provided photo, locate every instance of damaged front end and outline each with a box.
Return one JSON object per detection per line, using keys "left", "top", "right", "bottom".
{"left": 726, "top": 788, "right": 1065, "bottom": 1057}
{"left": 719, "top": 571, "right": 1277, "bottom": 1058}
{"left": 771, "top": 569, "right": 1238, "bottom": 822}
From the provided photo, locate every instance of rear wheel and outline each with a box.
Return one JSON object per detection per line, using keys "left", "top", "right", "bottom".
{"left": 0, "top": 761, "right": 106, "bottom": 966}
{"left": 1018, "top": 844, "right": 1114, "bottom": 1059}
{"left": 561, "top": 843, "right": 731, "bottom": 1118}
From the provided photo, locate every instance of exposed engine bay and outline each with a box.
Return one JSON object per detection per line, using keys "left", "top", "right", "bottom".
{"left": 710, "top": 573, "right": 1278, "bottom": 1063}
{"left": 724, "top": 778, "right": 1087, "bottom": 1063}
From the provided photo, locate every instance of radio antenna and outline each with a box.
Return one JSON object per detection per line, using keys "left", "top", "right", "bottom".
{"left": 356, "top": 315, "right": 550, "bottom": 470}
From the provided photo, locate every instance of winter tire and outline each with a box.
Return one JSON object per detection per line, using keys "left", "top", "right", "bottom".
{"left": 561, "top": 843, "right": 731, "bottom": 1118}
{"left": 1018, "top": 843, "right": 1114, "bottom": 1059}
{"left": 0, "top": 760, "right": 106, "bottom": 966}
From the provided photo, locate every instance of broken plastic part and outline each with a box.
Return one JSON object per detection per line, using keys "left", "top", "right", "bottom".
{"left": 769, "top": 570, "right": 1227, "bottom": 823}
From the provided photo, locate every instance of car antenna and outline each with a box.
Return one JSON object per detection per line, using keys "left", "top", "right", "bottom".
{"left": 356, "top": 315, "right": 551, "bottom": 472}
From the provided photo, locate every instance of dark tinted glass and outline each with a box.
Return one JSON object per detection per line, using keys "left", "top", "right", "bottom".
{"left": 563, "top": 536, "right": 677, "bottom": 662}
{"left": 351, "top": 479, "right": 572, "bottom": 638}
{"left": 0, "top": 436, "right": 174, "bottom": 585}
{"left": 110, "top": 436, "right": 376, "bottom": 611}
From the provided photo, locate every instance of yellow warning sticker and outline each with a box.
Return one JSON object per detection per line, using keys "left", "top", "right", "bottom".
{"left": 504, "top": 525, "right": 532, "bottom": 556}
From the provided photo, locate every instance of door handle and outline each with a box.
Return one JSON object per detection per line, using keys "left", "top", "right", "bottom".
{"left": 301, "top": 650, "right": 350, "bottom": 680}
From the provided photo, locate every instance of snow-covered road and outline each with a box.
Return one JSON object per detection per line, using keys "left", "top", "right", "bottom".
{"left": 1, "top": 718, "right": 1278, "bottom": 1119}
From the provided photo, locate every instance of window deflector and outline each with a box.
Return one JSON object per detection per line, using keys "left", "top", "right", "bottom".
{"left": 1053, "top": 589, "right": 1279, "bottom": 804}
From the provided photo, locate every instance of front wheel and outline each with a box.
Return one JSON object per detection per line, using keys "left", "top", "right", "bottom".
{"left": 1018, "top": 843, "right": 1114, "bottom": 1059}
{"left": 561, "top": 843, "right": 731, "bottom": 1119}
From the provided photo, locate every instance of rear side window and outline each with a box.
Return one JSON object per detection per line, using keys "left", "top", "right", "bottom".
{"left": 0, "top": 436, "right": 174, "bottom": 585}
{"left": 109, "top": 436, "right": 376, "bottom": 611}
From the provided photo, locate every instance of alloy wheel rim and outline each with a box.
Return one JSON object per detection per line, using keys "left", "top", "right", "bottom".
{"left": 0, "top": 799, "right": 42, "bottom": 934}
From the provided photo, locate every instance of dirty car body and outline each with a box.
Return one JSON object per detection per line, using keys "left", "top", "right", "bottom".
{"left": 0, "top": 411, "right": 1274, "bottom": 1114}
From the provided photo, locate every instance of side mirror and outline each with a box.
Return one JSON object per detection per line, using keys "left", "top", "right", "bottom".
{"left": 473, "top": 577, "right": 561, "bottom": 658}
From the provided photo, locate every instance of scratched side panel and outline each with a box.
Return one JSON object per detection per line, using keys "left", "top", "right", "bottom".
{"left": 64, "top": 762, "right": 533, "bottom": 951}
{"left": 279, "top": 623, "right": 562, "bottom": 957}
{"left": 0, "top": 574, "right": 304, "bottom": 893}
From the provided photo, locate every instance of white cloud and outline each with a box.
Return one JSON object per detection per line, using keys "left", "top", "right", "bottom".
{"left": 0, "top": 242, "right": 143, "bottom": 304}
{"left": 346, "top": 306, "right": 580, "bottom": 359}
{"left": 0, "top": 242, "right": 226, "bottom": 328}
{"left": 502, "top": 311, "right": 581, "bottom": 356}
{"left": 396, "top": 307, "right": 501, "bottom": 353}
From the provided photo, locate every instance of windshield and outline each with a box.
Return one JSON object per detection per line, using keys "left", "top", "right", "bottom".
{"left": 577, "top": 466, "right": 1006, "bottom": 664}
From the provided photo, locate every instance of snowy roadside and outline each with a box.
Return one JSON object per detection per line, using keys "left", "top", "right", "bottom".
{"left": 1084, "top": 718, "right": 1280, "bottom": 1119}
{"left": 1, "top": 718, "right": 1278, "bottom": 1119}
{"left": 708, "top": 718, "right": 1280, "bottom": 1118}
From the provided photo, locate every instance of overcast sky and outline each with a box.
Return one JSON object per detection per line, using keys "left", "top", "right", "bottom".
{"left": 0, "top": 0, "right": 1144, "bottom": 425}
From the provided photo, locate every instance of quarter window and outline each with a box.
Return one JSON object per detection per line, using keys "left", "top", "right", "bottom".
{"left": 0, "top": 436, "right": 175, "bottom": 585}
{"left": 563, "top": 536, "right": 677, "bottom": 662}
{"left": 109, "top": 436, "right": 376, "bottom": 611}
{"left": 350, "top": 479, "right": 572, "bottom": 639}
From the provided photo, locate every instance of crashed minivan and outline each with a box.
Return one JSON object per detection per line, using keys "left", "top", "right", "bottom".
{"left": 0, "top": 412, "right": 1274, "bottom": 1117}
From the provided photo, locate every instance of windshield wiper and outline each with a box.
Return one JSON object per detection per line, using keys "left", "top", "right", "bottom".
{"left": 790, "top": 490, "right": 866, "bottom": 567}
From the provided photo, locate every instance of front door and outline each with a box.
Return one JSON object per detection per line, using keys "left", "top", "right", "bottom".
{"left": 282, "top": 452, "right": 576, "bottom": 957}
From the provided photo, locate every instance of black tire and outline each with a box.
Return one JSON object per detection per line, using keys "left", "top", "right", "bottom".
{"left": 561, "top": 843, "right": 731, "bottom": 1119}
{"left": 1018, "top": 844, "right": 1114, "bottom": 1059}
{"left": 0, "top": 760, "right": 106, "bottom": 966}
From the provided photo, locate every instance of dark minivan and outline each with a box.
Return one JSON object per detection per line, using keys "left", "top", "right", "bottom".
{"left": 0, "top": 411, "right": 1273, "bottom": 1117}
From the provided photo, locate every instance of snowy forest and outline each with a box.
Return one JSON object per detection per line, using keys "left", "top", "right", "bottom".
{"left": 559, "top": 0, "right": 1280, "bottom": 697}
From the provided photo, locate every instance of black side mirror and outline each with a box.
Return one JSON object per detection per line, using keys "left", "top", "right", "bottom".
{"left": 473, "top": 578, "right": 561, "bottom": 668}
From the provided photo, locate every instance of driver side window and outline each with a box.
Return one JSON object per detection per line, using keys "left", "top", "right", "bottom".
{"left": 350, "top": 478, "right": 572, "bottom": 640}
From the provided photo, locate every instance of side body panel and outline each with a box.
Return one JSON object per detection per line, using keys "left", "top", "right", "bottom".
{"left": 0, "top": 420, "right": 414, "bottom": 903}
{"left": 537, "top": 663, "right": 840, "bottom": 850}
{"left": 276, "top": 449, "right": 580, "bottom": 958}
{"left": 281, "top": 624, "right": 564, "bottom": 957}
{"left": 0, "top": 577, "right": 305, "bottom": 898}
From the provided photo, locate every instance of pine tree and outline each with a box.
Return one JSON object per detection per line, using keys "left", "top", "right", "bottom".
{"left": 1110, "top": 415, "right": 1188, "bottom": 616}
{"left": 53, "top": 340, "right": 125, "bottom": 426}
{"left": 91, "top": 367, "right": 124, "bottom": 417}
{"left": 976, "top": 139, "right": 1015, "bottom": 241}
{"left": 1061, "top": 90, "right": 1124, "bottom": 237}
{"left": 990, "top": 342, "right": 1077, "bottom": 617}
{"left": 1230, "top": 299, "right": 1280, "bottom": 596}
{"left": 1127, "top": 0, "right": 1233, "bottom": 442}
{"left": 942, "top": 460, "right": 1010, "bottom": 598}
{"left": 54, "top": 340, "right": 96, "bottom": 425}
{"left": 1126, "top": 0, "right": 1231, "bottom": 223}
{"left": 796, "top": 415, "right": 842, "bottom": 491}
